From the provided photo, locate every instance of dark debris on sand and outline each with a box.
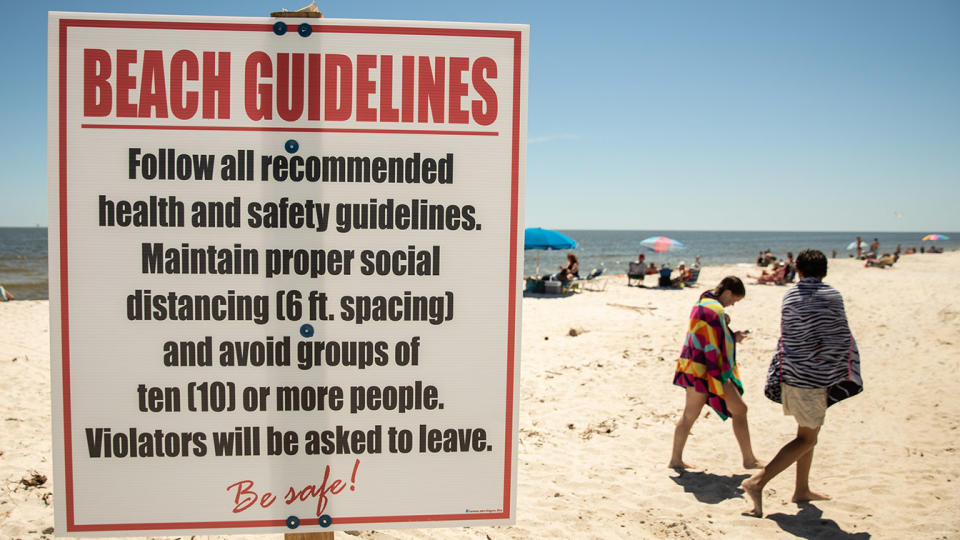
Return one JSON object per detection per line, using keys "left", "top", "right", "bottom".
{"left": 20, "top": 471, "right": 47, "bottom": 488}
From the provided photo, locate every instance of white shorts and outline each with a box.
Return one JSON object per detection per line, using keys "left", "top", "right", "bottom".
{"left": 781, "top": 383, "right": 827, "bottom": 428}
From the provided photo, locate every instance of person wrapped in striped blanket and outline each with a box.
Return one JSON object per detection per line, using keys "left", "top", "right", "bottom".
{"left": 742, "top": 249, "right": 862, "bottom": 517}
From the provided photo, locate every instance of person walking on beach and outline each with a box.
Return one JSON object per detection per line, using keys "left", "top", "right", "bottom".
{"left": 742, "top": 249, "right": 862, "bottom": 517}
{"left": 670, "top": 276, "right": 762, "bottom": 470}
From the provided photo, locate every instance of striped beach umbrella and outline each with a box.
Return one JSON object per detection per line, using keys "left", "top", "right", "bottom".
{"left": 640, "top": 236, "right": 685, "bottom": 253}
{"left": 922, "top": 234, "right": 949, "bottom": 241}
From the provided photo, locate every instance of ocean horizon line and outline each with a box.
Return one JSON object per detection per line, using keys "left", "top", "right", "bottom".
{"left": 1, "top": 226, "right": 956, "bottom": 234}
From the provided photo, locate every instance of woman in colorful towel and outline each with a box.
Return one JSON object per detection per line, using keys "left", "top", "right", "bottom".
{"left": 669, "top": 276, "right": 762, "bottom": 470}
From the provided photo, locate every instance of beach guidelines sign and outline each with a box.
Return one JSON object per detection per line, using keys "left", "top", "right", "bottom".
{"left": 47, "top": 12, "right": 526, "bottom": 536}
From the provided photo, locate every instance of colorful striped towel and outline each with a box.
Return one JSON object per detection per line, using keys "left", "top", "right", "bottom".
{"left": 673, "top": 291, "right": 742, "bottom": 420}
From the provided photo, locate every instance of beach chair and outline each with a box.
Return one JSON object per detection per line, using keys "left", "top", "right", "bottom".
{"left": 577, "top": 268, "right": 607, "bottom": 292}
{"left": 627, "top": 262, "right": 646, "bottom": 286}
{"left": 684, "top": 268, "right": 700, "bottom": 286}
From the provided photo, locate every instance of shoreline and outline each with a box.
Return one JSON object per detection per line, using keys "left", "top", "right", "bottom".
{"left": 5, "top": 250, "right": 953, "bottom": 303}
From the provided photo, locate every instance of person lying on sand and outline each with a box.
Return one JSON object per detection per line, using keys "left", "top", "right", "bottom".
{"left": 741, "top": 250, "right": 863, "bottom": 517}
{"left": 670, "top": 276, "right": 763, "bottom": 470}
{"left": 864, "top": 253, "right": 895, "bottom": 268}
{"left": 748, "top": 263, "right": 787, "bottom": 285}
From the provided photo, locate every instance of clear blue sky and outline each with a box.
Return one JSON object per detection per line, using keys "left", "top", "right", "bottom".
{"left": 4, "top": 0, "right": 958, "bottom": 231}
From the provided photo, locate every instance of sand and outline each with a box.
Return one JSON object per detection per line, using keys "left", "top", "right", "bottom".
{"left": 3, "top": 252, "right": 959, "bottom": 539}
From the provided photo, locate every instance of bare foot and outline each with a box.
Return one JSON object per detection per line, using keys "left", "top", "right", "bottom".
{"left": 743, "top": 458, "right": 766, "bottom": 469}
{"left": 668, "top": 460, "right": 696, "bottom": 470}
{"left": 740, "top": 476, "right": 763, "bottom": 517}
{"left": 792, "top": 490, "right": 830, "bottom": 502}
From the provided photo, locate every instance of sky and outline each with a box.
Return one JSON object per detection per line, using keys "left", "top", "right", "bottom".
{"left": 3, "top": 0, "right": 958, "bottom": 231}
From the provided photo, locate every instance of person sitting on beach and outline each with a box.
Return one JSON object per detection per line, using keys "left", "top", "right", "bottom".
{"left": 762, "top": 249, "right": 777, "bottom": 266}
{"left": 647, "top": 263, "right": 660, "bottom": 275}
{"left": 783, "top": 251, "right": 797, "bottom": 282}
{"left": 670, "top": 263, "right": 691, "bottom": 288}
{"left": 658, "top": 264, "right": 673, "bottom": 287}
{"left": 670, "top": 276, "right": 762, "bottom": 470}
{"left": 627, "top": 254, "right": 648, "bottom": 285}
{"left": 864, "top": 253, "right": 895, "bottom": 268}
{"left": 742, "top": 249, "right": 862, "bottom": 517}
{"left": 554, "top": 253, "right": 579, "bottom": 281}
{"left": 904, "top": 246, "right": 916, "bottom": 254}
{"left": 748, "top": 263, "right": 787, "bottom": 285}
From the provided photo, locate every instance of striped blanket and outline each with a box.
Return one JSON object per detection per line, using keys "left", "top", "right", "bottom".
{"left": 764, "top": 277, "right": 863, "bottom": 406}
{"left": 673, "top": 291, "right": 742, "bottom": 420}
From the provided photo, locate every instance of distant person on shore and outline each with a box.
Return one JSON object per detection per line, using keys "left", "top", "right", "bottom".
{"left": 742, "top": 249, "right": 862, "bottom": 517}
{"left": 749, "top": 263, "right": 787, "bottom": 285}
{"left": 870, "top": 238, "right": 880, "bottom": 254}
{"left": 670, "top": 276, "right": 762, "bottom": 470}
{"left": 671, "top": 263, "right": 691, "bottom": 287}
{"left": 756, "top": 251, "right": 764, "bottom": 266}
{"left": 554, "top": 253, "right": 579, "bottom": 281}
{"left": 658, "top": 263, "right": 673, "bottom": 287}
{"left": 693, "top": 255, "right": 702, "bottom": 270}
{"left": 628, "top": 254, "right": 648, "bottom": 286}
{"left": 856, "top": 236, "right": 863, "bottom": 259}
{"left": 865, "top": 253, "right": 895, "bottom": 268}
{"left": 784, "top": 251, "right": 796, "bottom": 282}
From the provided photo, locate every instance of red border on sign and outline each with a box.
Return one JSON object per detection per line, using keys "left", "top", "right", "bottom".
{"left": 56, "top": 18, "right": 522, "bottom": 532}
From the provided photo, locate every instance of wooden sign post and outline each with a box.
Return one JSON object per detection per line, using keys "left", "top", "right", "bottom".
{"left": 277, "top": 9, "right": 331, "bottom": 540}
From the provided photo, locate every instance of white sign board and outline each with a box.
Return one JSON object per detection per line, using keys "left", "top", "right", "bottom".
{"left": 48, "top": 12, "right": 526, "bottom": 536}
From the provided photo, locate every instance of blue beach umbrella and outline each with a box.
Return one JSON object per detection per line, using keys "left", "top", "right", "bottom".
{"left": 524, "top": 227, "right": 577, "bottom": 275}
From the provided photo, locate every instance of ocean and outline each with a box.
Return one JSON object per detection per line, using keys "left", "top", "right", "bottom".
{"left": 0, "top": 228, "right": 952, "bottom": 300}
{"left": 0, "top": 227, "right": 48, "bottom": 301}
